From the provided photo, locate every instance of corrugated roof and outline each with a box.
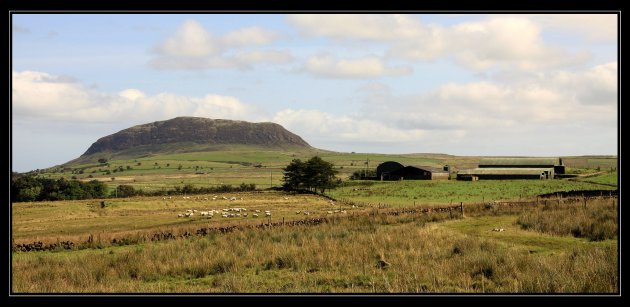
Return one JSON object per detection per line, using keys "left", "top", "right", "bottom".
{"left": 478, "top": 158, "right": 560, "bottom": 166}
{"left": 458, "top": 168, "right": 554, "bottom": 175}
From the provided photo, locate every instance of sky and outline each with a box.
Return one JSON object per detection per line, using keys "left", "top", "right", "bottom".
{"left": 11, "top": 14, "right": 618, "bottom": 172}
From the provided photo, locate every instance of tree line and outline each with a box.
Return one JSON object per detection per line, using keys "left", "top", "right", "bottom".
{"left": 11, "top": 175, "right": 108, "bottom": 202}
{"left": 11, "top": 173, "right": 258, "bottom": 202}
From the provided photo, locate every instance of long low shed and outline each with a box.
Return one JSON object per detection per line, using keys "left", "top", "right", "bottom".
{"left": 456, "top": 168, "right": 555, "bottom": 180}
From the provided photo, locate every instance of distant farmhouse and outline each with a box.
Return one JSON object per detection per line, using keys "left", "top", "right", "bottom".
{"left": 456, "top": 158, "right": 565, "bottom": 181}
{"left": 376, "top": 161, "right": 449, "bottom": 180}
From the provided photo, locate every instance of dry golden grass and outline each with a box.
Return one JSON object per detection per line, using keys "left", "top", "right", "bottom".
{"left": 12, "top": 206, "right": 617, "bottom": 293}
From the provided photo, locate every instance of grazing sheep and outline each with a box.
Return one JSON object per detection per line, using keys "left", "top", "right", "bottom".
{"left": 265, "top": 212, "right": 272, "bottom": 217}
{"left": 303, "top": 211, "right": 310, "bottom": 216}
{"left": 327, "top": 211, "right": 333, "bottom": 214}
{"left": 222, "top": 214, "right": 228, "bottom": 218}
{"left": 193, "top": 210, "right": 198, "bottom": 213}
{"left": 295, "top": 211, "right": 301, "bottom": 214}
{"left": 341, "top": 210, "right": 347, "bottom": 214}
{"left": 230, "top": 197, "right": 237, "bottom": 201}
{"left": 243, "top": 213, "right": 248, "bottom": 217}
{"left": 252, "top": 213, "right": 259, "bottom": 217}
{"left": 255, "top": 210, "right": 261, "bottom": 213}
{"left": 177, "top": 214, "right": 184, "bottom": 218}
{"left": 186, "top": 209, "right": 193, "bottom": 213}
{"left": 229, "top": 214, "right": 235, "bottom": 218}
{"left": 284, "top": 197, "right": 289, "bottom": 200}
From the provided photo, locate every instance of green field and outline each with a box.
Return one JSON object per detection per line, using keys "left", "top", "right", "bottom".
{"left": 13, "top": 150, "right": 619, "bottom": 293}
{"left": 328, "top": 179, "right": 616, "bottom": 206}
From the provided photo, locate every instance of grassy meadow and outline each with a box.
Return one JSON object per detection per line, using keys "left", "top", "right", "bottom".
{"left": 13, "top": 150, "right": 618, "bottom": 293}
{"left": 12, "top": 197, "right": 617, "bottom": 293}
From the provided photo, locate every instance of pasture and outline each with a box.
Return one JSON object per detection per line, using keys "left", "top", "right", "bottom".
{"left": 13, "top": 152, "right": 618, "bottom": 293}
{"left": 12, "top": 195, "right": 617, "bottom": 293}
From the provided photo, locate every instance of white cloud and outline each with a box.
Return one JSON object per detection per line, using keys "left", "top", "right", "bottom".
{"left": 155, "top": 20, "right": 220, "bottom": 57}
{"left": 303, "top": 55, "right": 412, "bottom": 79}
{"left": 222, "top": 27, "right": 279, "bottom": 47}
{"left": 534, "top": 14, "right": 617, "bottom": 41}
{"left": 151, "top": 19, "right": 290, "bottom": 70}
{"left": 273, "top": 109, "right": 426, "bottom": 144}
{"left": 12, "top": 70, "right": 264, "bottom": 123}
{"left": 233, "top": 50, "right": 293, "bottom": 66}
{"left": 289, "top": 14, "right": 593, "bottom": 72}
{"left": 287, "top": 14, "right": 424, "bottom": 41}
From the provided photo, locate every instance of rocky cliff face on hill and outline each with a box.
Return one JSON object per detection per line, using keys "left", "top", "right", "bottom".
{"left": 81, "top": 117, "right": 311, "bottom": 156}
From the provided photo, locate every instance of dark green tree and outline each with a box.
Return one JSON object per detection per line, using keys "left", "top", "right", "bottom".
{"left": 282, "top": 156, "right": 339, "bottom": 193}
{"left": 282, "top": 159, "right": 305, "bottom": 191}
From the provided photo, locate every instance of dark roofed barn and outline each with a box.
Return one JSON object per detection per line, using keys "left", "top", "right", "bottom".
{"left": 376, "top": 161, "right": 404, "bottom": 180}
{"left": 376, "top": 162, "right": 448, "bottom": 180}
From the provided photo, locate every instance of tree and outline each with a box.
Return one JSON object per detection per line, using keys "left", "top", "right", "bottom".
{"left": 282, "top": 159, "right": 305, "bottom": 191}
{"left": 282, "top": 156, "right": 339, "bottom": 193}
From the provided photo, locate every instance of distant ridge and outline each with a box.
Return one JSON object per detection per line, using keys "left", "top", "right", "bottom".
{"left": 80, "top": 117, "right": 311, "bottom": 158}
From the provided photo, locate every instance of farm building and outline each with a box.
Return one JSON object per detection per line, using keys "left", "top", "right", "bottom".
{"left": 456, "top": 168, "right": 554, "bottom": 180}
{"left": 376, "top": 161, "right": 449, "bottom": 180}
{"left": 478, "top": 158, "right": 565, "bottom": 175}
{"left": 457, "top": 157, "right": 565, "bottom": 180}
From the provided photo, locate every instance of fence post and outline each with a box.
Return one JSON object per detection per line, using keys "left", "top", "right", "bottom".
{"left": 460, "top": 202, "right": 464, "bottom": 218}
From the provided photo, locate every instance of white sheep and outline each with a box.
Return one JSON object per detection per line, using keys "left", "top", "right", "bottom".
{"left": 255, "top": 209, "right": 261, "bottom": 213}
{"left": 230, "top": 197, "right": 237, "bottom": 201}
{"left": 327, "top": 211, "right": 333, "bottom": 214}
{"left": 265, "top": 212, "right": 272, "bottom": 217}
{"left": 252, "top": 213, "right": 259, "bottom": 217}
{"left": 295, "top": 210, "right": 301, "bottom": 214}
{"left": 177, "top": 213, "right": 184, "bottom": 218}
{"left": 243, "top": 213, "right": 248, "bottom": 217}
{"left": 303, "top": 211, "right": 310, "bottom": 216}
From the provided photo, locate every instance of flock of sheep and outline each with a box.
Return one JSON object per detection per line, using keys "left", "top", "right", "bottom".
{"left": 172, "top": 195, "right": 274, "bottom": 219}
{"left": 177, "top": 207, "right": 271, "bottom": 219}
{"left": 171, "top": 195, "right": 353, "bottom": 220}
